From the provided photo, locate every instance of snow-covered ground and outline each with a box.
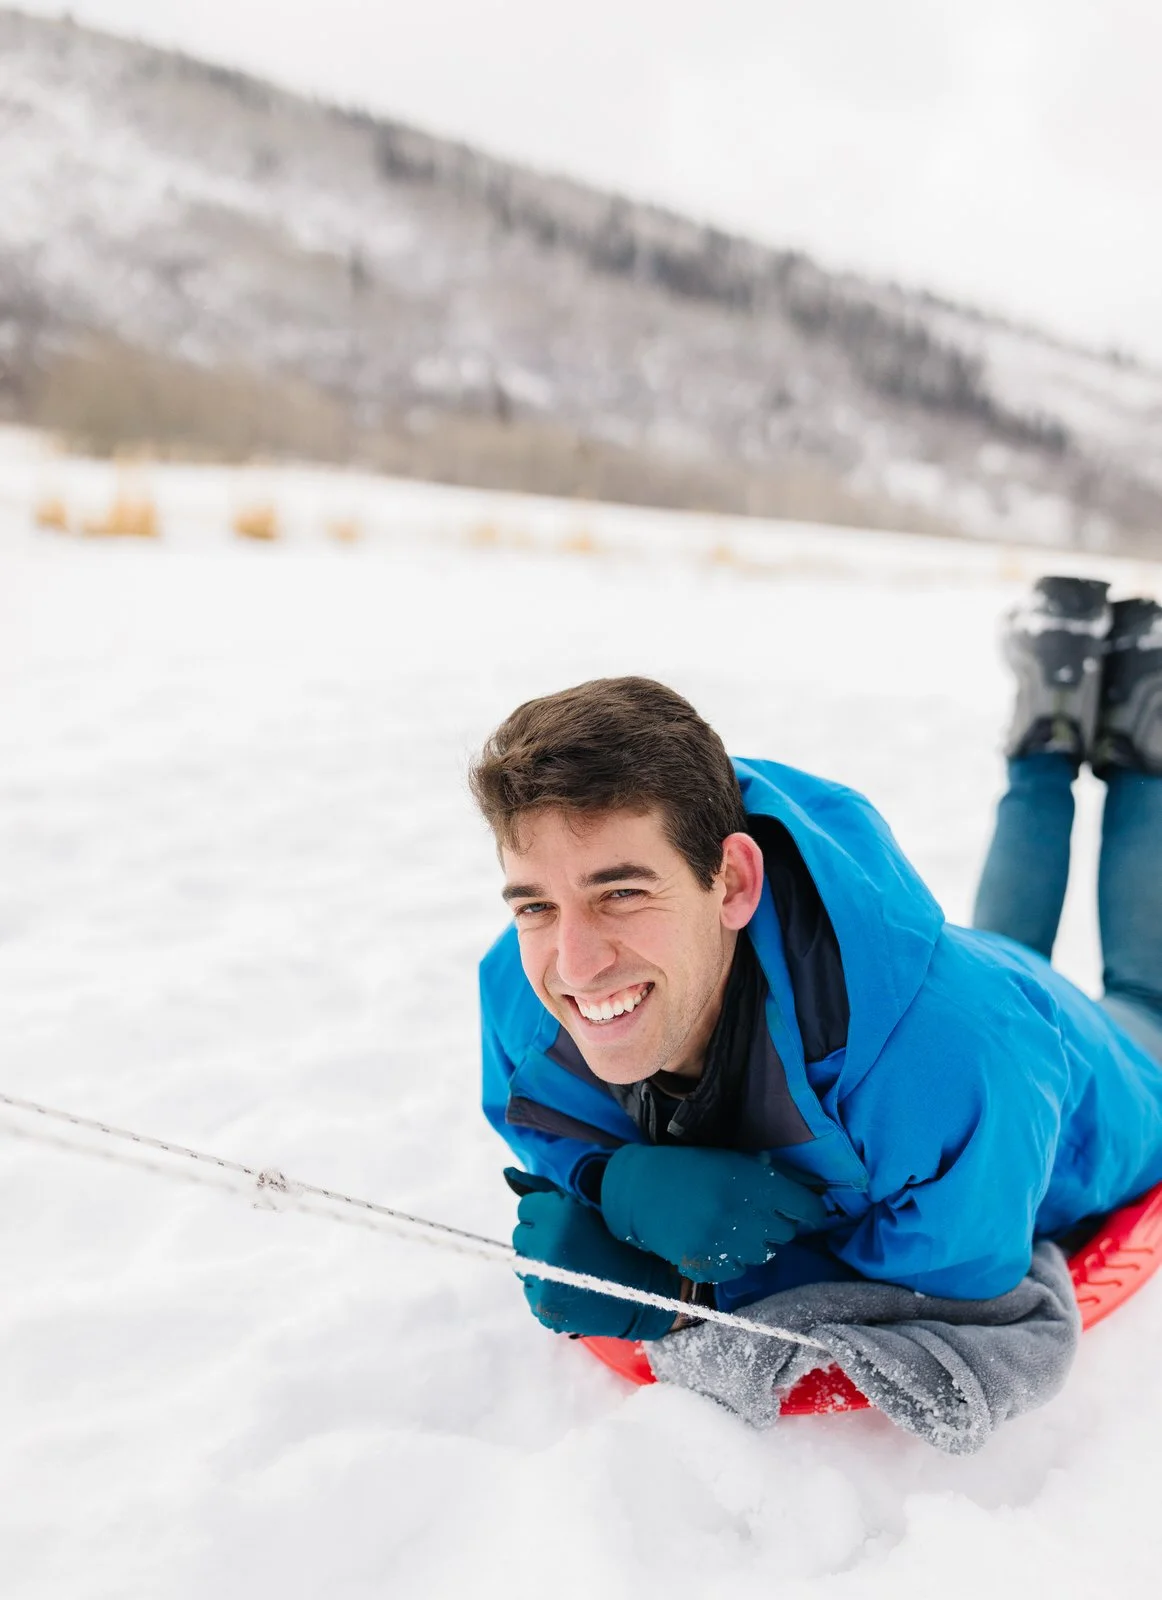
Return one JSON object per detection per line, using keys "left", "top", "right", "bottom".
{"left": 2, "top": 432, "right": 1161, "bottom": 1599}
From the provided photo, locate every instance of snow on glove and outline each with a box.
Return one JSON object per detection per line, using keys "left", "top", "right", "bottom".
{"left": 599, "top": 1145, "right": 828, "bottom": 1282}
{"left": 506, "top": 1167, "right": 681, "bottom": 1341}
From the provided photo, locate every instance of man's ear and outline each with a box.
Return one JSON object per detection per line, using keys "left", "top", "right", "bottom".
{"left": 718, "top": 832, "right": 765, "bottom": 930}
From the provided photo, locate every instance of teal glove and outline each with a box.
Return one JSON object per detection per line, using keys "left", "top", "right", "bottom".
{"left": 506, "top": 1168, "right": 681, "bottom": 1340}
{"left": 600, "top": 1145, "right": 828, "bottom": 1282}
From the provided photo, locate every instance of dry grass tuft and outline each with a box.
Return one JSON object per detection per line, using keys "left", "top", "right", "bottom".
{"left": 33, "top": 495, "right": 70, "bottom": 532}
{"left": 81, "top": 495, "right": 161, "bottom": 539}
{"left": 326, "top": 517, "right": 362, "bottom": 545}
{"left": 233, "top": 504, "right": 280, "bottom": 542}
{"left": 558, "top": 529, "right": 600, "bottom": 557}
{"left": 997, "top": 551, "right": 1033, "bottom": 584}
{"left": 707, "top": 541, "right": 739, "bottom": 567}
{"left": 466, "top": 521, "right": 502, "bottom": 548}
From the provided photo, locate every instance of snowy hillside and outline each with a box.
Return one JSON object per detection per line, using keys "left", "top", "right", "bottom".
{"left": 2, "top": 7, "right": 1162, "bottom": 555}
{"left": 2, "top": 430, "right": 1162, "bottom": 1597}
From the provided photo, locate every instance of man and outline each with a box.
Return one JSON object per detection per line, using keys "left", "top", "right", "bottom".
{"left": 472, "top": 577, "right": 1162, "bottom": 1348}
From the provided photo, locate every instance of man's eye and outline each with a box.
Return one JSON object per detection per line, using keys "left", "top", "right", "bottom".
{"left": 607, "top": 888, "right": 643, "bottom": 903}
{"left": 514, "top": 902, "right": 551, "bottom": 919}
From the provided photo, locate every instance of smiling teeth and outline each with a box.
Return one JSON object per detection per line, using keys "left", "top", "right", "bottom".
{"left": 577, "top": 986, "right": 650, "bottom": 1023}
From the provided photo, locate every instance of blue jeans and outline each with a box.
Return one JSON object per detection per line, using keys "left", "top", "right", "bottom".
{"left": 973, "top": 756, "right": 1162, "bottom": 1065}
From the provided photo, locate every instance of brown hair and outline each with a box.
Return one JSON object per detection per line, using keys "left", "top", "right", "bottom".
{"left": 469, "top": 676, "right": 748, "bottom": 889}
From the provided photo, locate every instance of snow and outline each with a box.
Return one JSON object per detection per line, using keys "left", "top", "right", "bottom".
{"left": 2, "top": 430, "right": 1161, "bottom": 1598}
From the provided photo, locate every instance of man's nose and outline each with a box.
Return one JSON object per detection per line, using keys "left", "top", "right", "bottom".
{"left": 554, "top": 907, "right": 617, "bottom": 991}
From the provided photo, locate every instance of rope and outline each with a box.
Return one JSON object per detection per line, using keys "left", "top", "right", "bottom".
{"left": 0, "top": 1089, "right": 826, "bottom": 1350}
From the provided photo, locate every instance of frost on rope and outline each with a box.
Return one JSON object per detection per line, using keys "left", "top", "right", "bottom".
{"left": 253, "top": 1168, "right": 304, "bottom": 1210}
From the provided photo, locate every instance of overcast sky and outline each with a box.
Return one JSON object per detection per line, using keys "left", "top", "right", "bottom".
{"left": 19, "top": 0, "right": 1162, "bottom": 363}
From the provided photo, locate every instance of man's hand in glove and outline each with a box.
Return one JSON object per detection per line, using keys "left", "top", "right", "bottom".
{"left": 600, "top": 1145, "right": 828, "bottom": 1282}
{"left": 506, "top": 1168, "right": 682, "bottom": 1340}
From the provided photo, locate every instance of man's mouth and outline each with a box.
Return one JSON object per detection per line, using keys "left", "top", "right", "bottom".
{"left": 567, "top": 982, "right": 654, "bottom": 1025}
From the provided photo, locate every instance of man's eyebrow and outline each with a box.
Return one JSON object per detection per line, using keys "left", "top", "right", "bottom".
{"left": 502, "top": 864, "right": 665, "bottom": 902}
{"left": 501, "top": 863, "right": 660, "bottom": 903}
{"left": 579, "top": 863, "right": 661, "bottom": 889}
{"left": 502, "top": 881, "right": 543, "bottom": 904}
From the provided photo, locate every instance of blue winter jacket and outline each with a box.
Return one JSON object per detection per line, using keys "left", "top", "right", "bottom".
{"left": 481, "top": 759, "right": 1162, "bottom": 1301}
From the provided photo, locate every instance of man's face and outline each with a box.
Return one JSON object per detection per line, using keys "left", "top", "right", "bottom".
{"left": 501, "top": 806, "right": 739, "bottom": 1085}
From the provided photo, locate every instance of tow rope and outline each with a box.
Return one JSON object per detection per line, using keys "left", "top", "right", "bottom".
{"left": 0, "top": 1089, "right": 826, "bottom": 1350}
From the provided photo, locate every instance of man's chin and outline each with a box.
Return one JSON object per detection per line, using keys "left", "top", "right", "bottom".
{"left": 583, "top": 1054, "right": 658, "bottom": 1086}
{"left": 564, "top": 1029, "right": 658, "bottom": 1086}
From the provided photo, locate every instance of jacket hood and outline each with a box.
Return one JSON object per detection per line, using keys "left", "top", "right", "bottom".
{"left": 735, "top": 757, "right": 944, "bottom": 1099}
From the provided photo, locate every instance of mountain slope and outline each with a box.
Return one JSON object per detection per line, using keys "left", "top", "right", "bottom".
{"left": 1, "top": 7, "right": 1160, "bottom": 552}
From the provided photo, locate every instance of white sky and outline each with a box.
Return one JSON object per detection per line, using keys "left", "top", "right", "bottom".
{"left": 17, "top": 0, "right": 1162, "bottom": 363}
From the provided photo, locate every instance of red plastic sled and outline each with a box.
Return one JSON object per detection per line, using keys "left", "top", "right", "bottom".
{"left": 581, "top": 1178, "right": 1162, "bottom": 1416}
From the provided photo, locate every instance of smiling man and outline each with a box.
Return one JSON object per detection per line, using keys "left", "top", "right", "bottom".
{"left": 473, "top": 612, "right": 1162, "bottom": 1347}
{"left": 498, "top": 805, "right": 764, "bottom": 1089}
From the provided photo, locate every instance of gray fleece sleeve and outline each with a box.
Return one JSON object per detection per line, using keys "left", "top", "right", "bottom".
{"left": 646, "top": 1241, "right": 1080, "bottom": 1454}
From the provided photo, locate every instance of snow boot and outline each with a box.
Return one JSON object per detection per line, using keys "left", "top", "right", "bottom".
{"left": 1092, "top": 597, "right": 1162, "bottom": 775}
{"left": 1002, "top": 575, "right": 1111, "bottom": 760}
